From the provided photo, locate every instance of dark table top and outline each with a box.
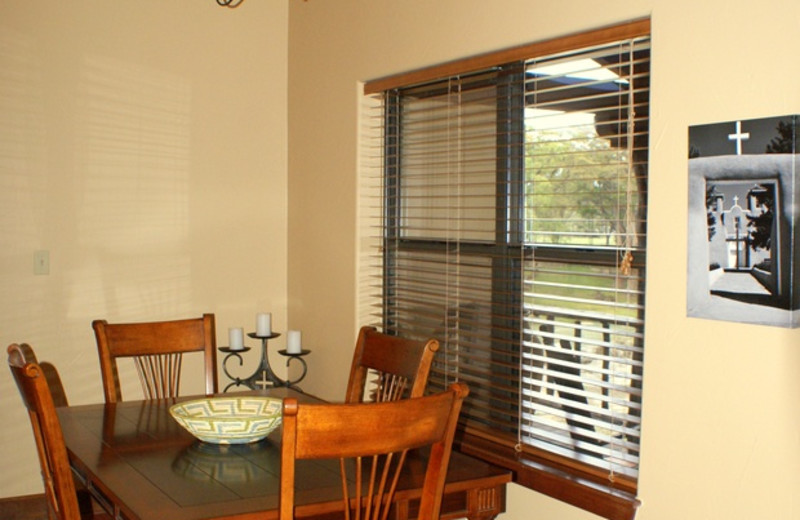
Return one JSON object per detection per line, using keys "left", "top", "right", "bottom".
{"left": 58, "top": 388, "right": 511, "bottom": 520}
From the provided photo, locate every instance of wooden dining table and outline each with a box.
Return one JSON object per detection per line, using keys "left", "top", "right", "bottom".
{"left": 57, "top": 387, "right": 511, "bottom": 520}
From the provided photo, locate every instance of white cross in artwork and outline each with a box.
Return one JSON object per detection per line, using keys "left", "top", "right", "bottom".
{"left": 728, "top": 120, "right": 750, "bottom": 155}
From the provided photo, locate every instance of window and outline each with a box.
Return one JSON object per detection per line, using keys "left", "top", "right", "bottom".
{"left": 361, "top": 19, "right": 649, "bottom": 520}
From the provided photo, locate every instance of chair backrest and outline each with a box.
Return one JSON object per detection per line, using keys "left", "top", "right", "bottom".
{"left": 92, "top": 313, "right": 218, "bottom": 403}
{"left": 7, "top": 343, "right": 82, "bottom": 520}
{"left": 40, "top": 361, "right": 69, "bottom": 408}
{"left": 280, "top": 382, "right": 468, "bottom": 520}
{"left": 345, "top": 326, "right": 439, "bottom": 403}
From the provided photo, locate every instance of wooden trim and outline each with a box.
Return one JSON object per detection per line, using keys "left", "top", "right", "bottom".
{"left": 364, "top": 18, "right": 650, "bottom": 94}
{"left": 457, "top": 433, "right": 640, "bottom": 520}
{"left": 461, "top": 424, "right": 638, "bottom": 495}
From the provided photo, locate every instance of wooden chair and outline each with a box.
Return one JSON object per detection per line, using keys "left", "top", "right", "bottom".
{"left": 7, "top": 343, "right": 99, "bottom": 520}
{"left": 345, "top": 326, "right": 439, "bottom": 403}
{"left": 92, "top": 313, "right": 218, "bottom": 403}
{"left": 40, "top": 361, "right": 69, "bottom": 409}
{"left": 280, "top": 382, "right": 468, "bottom": 520}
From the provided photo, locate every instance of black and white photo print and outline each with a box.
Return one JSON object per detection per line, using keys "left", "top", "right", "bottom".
{"left": 687, "top": 115, "right": 799, "bottom": 327}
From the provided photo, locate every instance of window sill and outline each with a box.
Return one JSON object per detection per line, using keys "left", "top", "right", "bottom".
{"left": 456, "top": 433, "right": 641, "bottom": 520}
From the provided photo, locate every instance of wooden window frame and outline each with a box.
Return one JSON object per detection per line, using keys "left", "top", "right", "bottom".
{"left": 363, "top": 19, "right": 650, "bottom": 520}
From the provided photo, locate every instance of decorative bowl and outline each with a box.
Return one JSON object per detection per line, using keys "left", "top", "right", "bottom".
{"left": 169, "top": 396, "right": 282, "bottom": 444}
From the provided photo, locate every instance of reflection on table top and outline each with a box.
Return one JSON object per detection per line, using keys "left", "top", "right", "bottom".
{"left": 58, "top": 387, "right": 511, "bottom": 520}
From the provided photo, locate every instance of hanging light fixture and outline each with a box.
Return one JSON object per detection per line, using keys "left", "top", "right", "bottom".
{"left": 216, "top": 0, "right": 244, "bottom": 7}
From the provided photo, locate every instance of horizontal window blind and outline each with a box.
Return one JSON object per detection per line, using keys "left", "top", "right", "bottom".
{"left": 360, "top": 20, "right": 649, "bottom": 517}
{"left": 518, "top": 38, "right": 649, "bottom": 480}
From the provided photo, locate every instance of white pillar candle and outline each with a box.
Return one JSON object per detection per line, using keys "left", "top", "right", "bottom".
{"left": 256, "top": 312, "right": 272, "bottom": 336}
{"left": 228, "top": 327, "right": 244, "bottom": 351}
{"left": 287, "top": 330, "right": 302, "bottom": 354}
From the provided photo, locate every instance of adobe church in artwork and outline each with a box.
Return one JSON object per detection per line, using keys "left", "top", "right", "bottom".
{"left": 687, "top": 115, "right": 799, "bottom": 328}
{"left": 706, "top": 183, "right": 774, "bottom": 278}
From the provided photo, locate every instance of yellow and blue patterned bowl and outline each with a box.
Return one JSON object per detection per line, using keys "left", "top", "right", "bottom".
{"left": 169, "top": 396, "right": 282, "bottom": 444}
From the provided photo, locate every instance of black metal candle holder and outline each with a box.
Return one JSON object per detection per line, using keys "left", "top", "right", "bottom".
{"left": 220, "top": 332, "right": 310, "bottom": 391}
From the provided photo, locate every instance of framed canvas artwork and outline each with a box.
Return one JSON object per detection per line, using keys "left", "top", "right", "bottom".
{"left": 687, "top": 115, "right": 799, "bottom": 327}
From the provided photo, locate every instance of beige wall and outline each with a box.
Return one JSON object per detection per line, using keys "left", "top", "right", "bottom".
{"left": 0, "top": 0, "right": 288, "bottom": 498}
{"left": 2, "top": 1, "right": 798, "bottom": 519}
{"left": 288, "top": 1, "right": 800, "bottom": 520}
